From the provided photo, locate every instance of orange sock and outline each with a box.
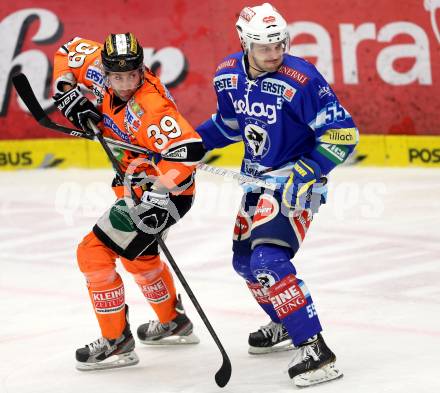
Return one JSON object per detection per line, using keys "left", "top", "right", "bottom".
{"left": 121, "top": 255, "right": 177, "bottom": 323}
{"left": 77, "top": 232, "right": 126, "bottom": 339}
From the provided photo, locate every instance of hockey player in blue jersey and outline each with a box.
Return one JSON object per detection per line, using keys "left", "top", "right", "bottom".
{"left": 196, "top": 3, "right": 359, "bottom": 387}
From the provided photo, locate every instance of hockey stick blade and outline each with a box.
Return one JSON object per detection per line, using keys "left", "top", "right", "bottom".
{"left": 12, "top": 73, "right": 95, "bottom": 141}
{"left": 12, "top": 73, "right": 47, "bottom": 123}
{"left": 215, "top": 355, "right": 232, "bottom": 387}
{"left": 157, "top": 233, "right": 232, "bottom": 387}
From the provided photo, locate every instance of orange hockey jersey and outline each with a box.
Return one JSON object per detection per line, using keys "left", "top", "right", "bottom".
{"left": 53, "top": 37, "right": 201, "bottom": 195}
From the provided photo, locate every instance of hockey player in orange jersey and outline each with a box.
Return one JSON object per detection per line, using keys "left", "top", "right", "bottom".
{"left": 52, "top": 33, "right": 206, "bottom": 370}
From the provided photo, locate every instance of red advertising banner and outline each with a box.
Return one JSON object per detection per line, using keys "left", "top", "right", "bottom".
{"left": 0, "top": 0, "right": 439, "bottom": 139}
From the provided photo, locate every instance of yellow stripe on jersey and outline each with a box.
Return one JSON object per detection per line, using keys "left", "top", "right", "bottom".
{"left": 319, "top": 128, "right": 358, "bottom": 145}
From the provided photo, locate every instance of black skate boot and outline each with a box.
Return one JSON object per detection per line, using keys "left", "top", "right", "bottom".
{"left": 288, "top": 333, "right": 343, "bottom": 387}
{"left": 248, "top": 320, "right": 293, "bottom": 354}
{"left": 137, "top": 294, "right": 200, "bottom": 345}
{"left": 75, "top": 305, "right": 139, "bottom": 371}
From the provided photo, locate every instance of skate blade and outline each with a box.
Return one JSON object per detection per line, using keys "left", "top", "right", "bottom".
{"left": 139, "top": 333, "right": 200, "bottom": 345}
{"left": 248, "top": 339, "right": 294, "bottom": 355}
{"left": 76, "top": 351, "right": 139, "bottom": 371}
{"left": 293, "top": 362, "right": 343, "bottom": 388}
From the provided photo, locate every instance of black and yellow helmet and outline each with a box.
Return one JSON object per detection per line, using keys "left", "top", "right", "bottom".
{"left": 101, "top": 32, "right": 144, "bottom": 72}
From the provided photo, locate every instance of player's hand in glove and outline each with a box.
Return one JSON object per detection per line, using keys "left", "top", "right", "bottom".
{"left": 135, "top": 190, "right": 171, "bottom": 233}
{"left": 282, "top": 157, "right": 322, "bottom": 211}
{"left": 53, "top": 85, "right": 102, "bottom": 134}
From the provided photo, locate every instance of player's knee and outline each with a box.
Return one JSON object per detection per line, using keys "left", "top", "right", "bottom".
{"left": 83, "top": 269, "right": 118, "bottom": 286}
{"left": 77, "top": 239, "right": 117, "bottom": 285}
{"left": 250, "top": 244, "right": 291, "bottom": 271}
{"left": 77, "top": 232, "right": 117, "bottom": 272}
{"left": 232, "top": 252, "right": 253, "bottom": 281}
{"left": 250, "top": 244, "right": 296, "bottom": 285}
{"left": 122, "top": 254, "right": 161, "bottom": 274}
{"left": 122, "top": 254, "right": 164, "bottom": 284}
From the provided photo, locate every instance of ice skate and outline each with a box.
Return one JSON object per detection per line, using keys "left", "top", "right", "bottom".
{"left": 76, "top": 306, "right": 139, "bottom": 371}
{"left": 288, "top": 333, "right": 343, "bottom": 387}
{"left": 137, "top": 295, "right": 200, "bottom": 345}
{"left": 248, "top": 320, "right": 294, "bottom": 354}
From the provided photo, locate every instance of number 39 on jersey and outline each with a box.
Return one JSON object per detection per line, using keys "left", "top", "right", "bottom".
{"left": 147, "top": 115, "right": 182, "bottom": 150}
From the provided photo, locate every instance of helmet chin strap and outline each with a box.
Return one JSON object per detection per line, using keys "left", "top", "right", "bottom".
{"left": 249, "top": 62, "right": 266, "bottom": 74}
{"left": 245, "top": 53, "right": 268, "bottom": 77}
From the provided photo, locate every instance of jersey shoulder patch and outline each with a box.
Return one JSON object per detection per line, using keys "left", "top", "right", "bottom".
{"left": 276, "top": 55, "right": 317, "bottom": 88}
{"left": 66, "top": 39, "right": 102, "bottom": 69}
{"left": 215, "top": 52, "right": 242, "bottom": 75}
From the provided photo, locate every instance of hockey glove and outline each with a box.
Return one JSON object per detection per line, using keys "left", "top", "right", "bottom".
{"left": 282, "top": 157, "right": 322, "bottom": 211}
{"left": 53, "top": 85, "right": 102, "bottom": 134}
{"left": 134, "top": 190, "right": 171, "bottom": 233}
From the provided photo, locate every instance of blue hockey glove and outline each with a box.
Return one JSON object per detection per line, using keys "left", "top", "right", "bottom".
{"left": 282, "top": 158, "right": 322, "bottom": 210}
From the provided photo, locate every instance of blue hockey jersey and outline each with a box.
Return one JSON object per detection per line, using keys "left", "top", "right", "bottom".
{"left": 196, "top": 52, "right": 359, "bottom": 184}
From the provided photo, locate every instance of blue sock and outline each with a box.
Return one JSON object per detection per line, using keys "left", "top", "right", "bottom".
{"left": 250, "top": 244, "right": 322, "bottom": 345}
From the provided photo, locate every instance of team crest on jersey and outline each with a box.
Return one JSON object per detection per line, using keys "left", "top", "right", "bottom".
{"left": 124, "top": 105, "right": 141, "bottom": 135}
{"left": 103, "top": 114, "right": 130, "bottom": 143}
{"left": 214, "top": 74, "right": 238, "bottom": 92}
{"left": 128, "top": 98, "right": 144, "bottom": 118}
{"left": 85, "top": 66, "right": 105, "bottom": 87}
{"left": 216, "top": 58, "right": 237, "bottom": 72}
{"left": 244, "top": 121, "right": 271, "bottom": 158}
{"left": 261, "top": 78, "right": 296, "bottom": 102}
{"left": 252, "top": 194, "right": 279, "bottom": 228}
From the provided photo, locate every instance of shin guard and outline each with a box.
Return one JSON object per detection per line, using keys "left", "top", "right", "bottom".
{"left": 77, "top": 232, "right": 126, "bottom": 339}
{"left": 122, "top": 255, "right": 177, "bottom": 323}
{"left": 251, "top": 244, "right": 322, "bottom": 345}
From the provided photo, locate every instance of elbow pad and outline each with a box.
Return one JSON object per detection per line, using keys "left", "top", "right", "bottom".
{"left": 161, "top": 139, "right": 206, "bottom": 165}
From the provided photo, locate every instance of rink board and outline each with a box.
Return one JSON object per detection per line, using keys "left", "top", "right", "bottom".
{"left": 1, "top": 135, "right": 440, "bottom": 170}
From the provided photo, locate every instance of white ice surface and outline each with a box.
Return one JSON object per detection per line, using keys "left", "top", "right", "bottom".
{"left": 0, "top": 167, "right": 439, "bottom": 393}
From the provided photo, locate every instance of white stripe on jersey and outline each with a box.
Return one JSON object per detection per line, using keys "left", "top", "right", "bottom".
{"left": 221, "top": 115, "right": 239, "bottom": 130}
{"left": 212, "top": 114, "right": 242, "bottom": 141}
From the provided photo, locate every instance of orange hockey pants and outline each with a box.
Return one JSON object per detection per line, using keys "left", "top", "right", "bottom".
{"left": 77, "top": 231, "right": 177, "bottom": 339}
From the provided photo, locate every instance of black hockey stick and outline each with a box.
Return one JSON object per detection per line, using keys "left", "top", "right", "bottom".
{"left": 12, "top": 73, "right": 278, "bottom": 191}
{"left": 87, "top": 119, "right": 231, "bottom": 388}
{"left": 12, "top": 72, "right": 231, "bottom": 387}
{"left": 11, "top": 73, "right": 152, "bottom": 155}
{"left": 12, "top": 73, "right": 95, "bottom": 140}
